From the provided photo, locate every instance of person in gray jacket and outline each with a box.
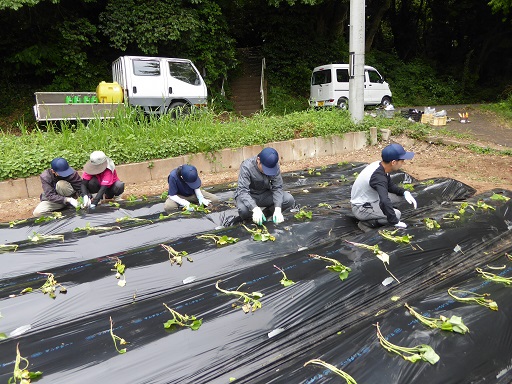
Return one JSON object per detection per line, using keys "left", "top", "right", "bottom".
{"left": 350, "top": 143, "right": 417, "bottom": 231}
{"left": 235, "top": 147, "right": 295, "bottom": 224}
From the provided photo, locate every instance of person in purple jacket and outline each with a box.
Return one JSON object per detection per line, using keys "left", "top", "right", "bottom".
{"left": 33, "top": 157, "right": 82, "bottom": 217}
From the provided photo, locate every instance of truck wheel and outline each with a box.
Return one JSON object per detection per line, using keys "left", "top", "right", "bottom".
{"left": 337, "top": 98, "right": 348, "bottom": 110}
{"left": 380, "top": 96, "right": 392, "bottom": 107}
{"left": 168, "top": 102, "right": 191, "bottom": 118}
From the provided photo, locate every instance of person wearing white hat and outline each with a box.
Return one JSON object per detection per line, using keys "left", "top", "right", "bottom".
{"left": 81, "top": 151, "right": 125, "bottom": 208}
{"left": 164, "top": 164, "right": 219, "bottom": 213}
{"left": 33, "top": 157, "right": 82, "bottom": 217}
{"left": 235, "top": 147, "right": 295, "bottom": 225}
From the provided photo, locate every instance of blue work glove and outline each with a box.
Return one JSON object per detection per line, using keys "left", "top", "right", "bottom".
{"left": 272, "top": 207, "right": 284, "bottom": 224}
{"left": 252, "top": 207, "right": 266, "bottom": 225}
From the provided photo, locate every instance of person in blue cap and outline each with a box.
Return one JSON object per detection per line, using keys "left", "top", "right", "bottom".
{"left": 164, "top": 164, "right": 219, "bottom": 213}
{"left": 350, "top": 143, "right": 417, "bottom": 232}
{"left": 33, "top": 157, "right": 82, "bottom": 217}
{"left": 235, "top": 147, "right": 295, "bottom": 224}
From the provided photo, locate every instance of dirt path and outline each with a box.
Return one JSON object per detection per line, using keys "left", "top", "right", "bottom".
{"left": 1, "top": 133, "right": 511, "bottom": 223}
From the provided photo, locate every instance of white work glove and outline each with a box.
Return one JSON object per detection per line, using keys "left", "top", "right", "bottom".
{"left": 272, "top": 207, "right": 284, "bottom": 224}
{"left": 403, "top": 191, "right": 417, "bottom": 209}
{"left": 89, "top": 204, "right": 96, "bottom": 210}
{"left": 183, "top": 203, "right": 195, "bottom": 212}
{"left": 194, "top": 189, "right": 211, "bottom": 207}
{"left": 395, "top": 221, "right": 407, "bottom": 229}
{"left": 81, "top": 195, "right": 91, "bottom": 208}
{"left": 65, "top": 197, "right": 78, "bottom": 208}
{"left": 252, "top": 206, "right": 266, "bottom": 225}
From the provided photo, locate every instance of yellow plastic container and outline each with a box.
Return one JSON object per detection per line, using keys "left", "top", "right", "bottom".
{"left": 96, "top": 81, "right": 123, "bottom": 103}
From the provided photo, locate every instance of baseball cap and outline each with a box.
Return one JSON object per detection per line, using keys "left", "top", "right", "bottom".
{"left": 180, "top": 164, "right": 201, "bottom": 189}
{"left": 50, "top": 157, "right": 75, "bottom": 177}
{"left": 381, "top": 143, "right": 414, "bottom": 162}
{"left": 258, "top": 147, "right": 279, "bottom": 176}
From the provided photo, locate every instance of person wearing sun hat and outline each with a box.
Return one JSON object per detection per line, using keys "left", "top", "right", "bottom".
{"left": 350, "top": 143, "right": 418, "bottom": 232}
{"left": 33, "top": 157, "right": 83, "bottom": 217}
{"left": 164, "top": 164, "right": 219, "bottom": 213}
{"left": 235, "top": 147, "right": 295, "bottom": 225}
{"left": 81, "top": 151, "right": 125, "bottom": 208}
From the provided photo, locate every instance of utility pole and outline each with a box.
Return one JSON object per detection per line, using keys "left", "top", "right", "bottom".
{"left": 348, "top": 0, "right": 365, "bottom": 123}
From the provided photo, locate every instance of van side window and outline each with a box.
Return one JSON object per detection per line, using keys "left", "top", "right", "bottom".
{"left": 336, "top": 69, "right": 349, "bottom": 82}
{"left": 367, "top": 70, "right": 383, "bottom": 83}
{"left": 311, "top": 69, "right": 331, "bottom": 85}
{"left": 133, "top": 60, "right": 161, "bottom": 76}
{"left": 168, "top": 62, "right": 201, "bottom": 85}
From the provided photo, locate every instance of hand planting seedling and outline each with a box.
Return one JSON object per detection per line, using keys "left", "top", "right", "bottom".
{"left": 28, "top": 232, "right": 64, "bottom": 243}
{"left": 181, "top": 203, "right": 210, "bottom": 214}
{"left": 109, "top": 317, "right": 128, "bottom": 354}
{"left": 345, "top": 240, "right": 399, "bottom": 283}
{"left": 73, "top": 223, "right": 121, "bottom": 234}
{"left": 8, "top": 343, "right": 43, "bottom": 384}
{"left": 215, "top": 280, "right": 263, "bottom": 313}
{"left": 423, "top": 218, "right": 440, "bottom": 230}
{"left": 274, "top": 264, "right": 295, "bottom": 287}
{"left": 115, "top": 216, "right": 153, "bottom": 224}
{"left": 111, "top": 257, "right": 127, "bottom": 287}
{"left": 294, "top": 208, "right": 312, "bottom": 220}
{"left": 304, "top": 359, "right": 357, "bottom": 384}
{"left": 375, "top": 322, "right": 440, "bottom": 365}
{"left": 0, "top": 244, "right": 18, "bottom": 253}
{"left": 34, "top": 212, "right": 62, "bottom": 224}
{"left": 490, "top": 193, "right": 510, "bottom": 202}
{"left": 9, "top": 219, "right": 28, "bottom": 228}
{"left": 309, "top": 254, "right": 351, "bottom": 281}
{"left": 475, "top": 267, "right": 512, "bottom": 285}
{"left": 379, "top": 229, "right": 413, "bottom": 244}
{"left": 448, "top": 287, "right": 498, "bottom": 311}
{"left": 160, "top": 244, "right": 192, "bottom": 266}
{"left": 404, "top": 303, "right": 469, "bottom": 334}
{"left": 242, "top": 224, "right": 275, "bottom": 242}
{"left": 38, "top": 272, "right": 67, "bottom": 299}
{"left": 162, "top": 303, "right": 202, "bottom": 331}
{"left": 197, "top": 234, "right": 239, "bottom": 246}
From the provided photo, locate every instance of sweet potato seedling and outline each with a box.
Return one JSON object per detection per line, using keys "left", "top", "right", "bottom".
{"left": 242, "top": 224, "right": 275, "bottom": 242}
{"left": 379, "top": 229, "right": 413, "bottom": 244}
{"left": 0, "top": 244, "right": 18, "bottom": 253}
{"left": 162, "top": 303, "right": 202, "bottom": 331}
{"left": 111, "top": 257, "right": 127, "bottom": 287}
{"left": 274, "top": 264, "right": 295, "bottom": 287}
{"left": 448, "top": 287, "right": 498, "bottom": 311}
{"left": 8, "top": 343, "right": 43, "bottom": 384}
{"left": 28, "top": 232, "right": 64, "bottom": 243}
{"left": 115, "top": 216, "right": 153, "bottom": 224}
{"left": 73, "top": 223, "right": 120, "bottom": 234}
{"left": 304, "top": 359, "right": 357, "bottom": 384}
{"left": 475, "top": 267, "right": 512, "bottom": 285}
{"left": 294, "top": 208, "right": 312, "bottom": 220}
{"left": 34, "top": 212, "right": 62, "bottom": 224}
{"left": 8, "top": 219, "right": 28, "bottom": 228}
{"left": 109, "top": 317, "right": 128, "bottom": 354}
{"left": 215, "top": 280, "right": 263, "bottom": 313}
{"left": 405, "top": 303, "right": 469, "bottom": 334}
{"left": 160, "top": 244, "right": 192, "bottom": 266}
{"left": 309, "top": 254, "right": 351, "bottom": 281}
{"left": 197, "top": 234, "right": 239, "bottom": 246}
{"left": 345, "top": 240, "right": 399, "bottom": 283}
{"left": 423, "top": 218, "right": 440, "bottom": 230}
{"left": 490, "top": 193, "right": 509, "bottom": 201}
{"left": 38, "top": 272, "right": 67, "bottom": 299}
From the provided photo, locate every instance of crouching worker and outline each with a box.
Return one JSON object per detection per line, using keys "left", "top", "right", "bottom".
{"left": 81, "top": 151, "right": 125, "bottom": 209}
{"left": 350, "top": 143, "right": 417, "bottom": 232}
{"left": 33, "top": 157, "right": 82, "bottom": 217}
{"left": 164, "top": 164, "right": 219, "bottom": 213}
{"left": 235, "top": 147, "right": 295, "bottom": 225}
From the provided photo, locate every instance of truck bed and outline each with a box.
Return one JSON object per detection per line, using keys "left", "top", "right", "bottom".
{"left": 33, "top": 92, "right": 125, "bottom": 122}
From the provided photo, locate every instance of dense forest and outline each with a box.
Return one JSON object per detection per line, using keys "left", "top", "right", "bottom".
{"left": 1, "top": 0, "right": 511, "bottom": 125}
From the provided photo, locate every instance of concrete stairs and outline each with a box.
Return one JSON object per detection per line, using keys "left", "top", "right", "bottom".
{"left": 230, "top": 48, "right": 264, "bottom": 116}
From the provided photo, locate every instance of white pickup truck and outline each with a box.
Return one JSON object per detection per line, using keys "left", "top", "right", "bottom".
{"left": 33, "top": 56, "right": 208, "bottom": 122}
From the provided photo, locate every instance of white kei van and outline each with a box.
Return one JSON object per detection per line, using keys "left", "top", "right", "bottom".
{"left": 309, "top": 64, "right": 392, "bottom": 109}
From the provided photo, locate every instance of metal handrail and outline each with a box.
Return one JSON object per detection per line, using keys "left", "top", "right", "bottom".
{"left": 260, "top": 58, "right": 266, "bottom": 109}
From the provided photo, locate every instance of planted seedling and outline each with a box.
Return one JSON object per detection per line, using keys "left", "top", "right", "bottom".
{"left": 115, "top": 216, "right": 153, "bottom": 224}
{"left": 490, "top": 193, "right": 510, "bottom": 202}
{"left": 420, "top": 180, "right": 435, "bottom": 186}
{"left": 475, "top": 267, "right": 512, "bottom": 285}
{"left": 8, "top": 343, "right": 43, "bottom": 384}
{"left": 345, "top": 240, "right": 399, "bottom": 283}
{"left": 127, "top": 194, "right": 138, "bottom": 202}
{"left": 160, "top": 244, "right": 192, "bottom": 266}
{"left": 111, "top": 257, "right": 126, "bottom": 287}
{"left": 375, "top": 322, "right": 439, "bottom": 364}
{"left": 108, "top": 201, "right": 120, "bottom": 208}
{"left": 197, "top": 234, "right": 239, "bottom": 246}
{"left": 160, "top": 191, "right": 168, "bottom": 200}
{"left": 352, "top": 172, "right": 359, "bottom": 178}
{"left": 0, "top": 312, "right": 6, "bottom": 340}
{"left": 455, "top": 201, "right": 495, "bottom": 214}
{"left": 379, "top": 229, "right": 413, "bottom": 244}
{"left": 317, "top": 181, "right": 330, "bottom": 188}
{"left": 0, "top": 244, "right": 18, "bottom": 253}
{"left": 162, "top": 303, "right": 202, "bottom": 331}
{"left": 307, "top": 168, "right": 321, "bottom": 176}
{"left": 73, "top": 222, "right": 120, "bottom": 234}
{"left": 423, "top": 218, "right": 440, "bottom": 230}
{"left": 242, "top": 224, "right": 275, "bottom": 242}
{"left": 304, "top": 359, "right": 357, "bottom": 384}
{"left": 443, "top": 212, "right": 461, "bottom": 221}
{"left": 38, "top": 272, "right": 67, "bottom": 299}
{"left": 399, "top": 183, "right": 415, "bottom": 191}
{"left": 109, "top": 317, "right": 128, "bottom": 354}
{"left": 337, "top": 161, "right": 348, "bottom": 166}
{"left": 318, "top": 203, "right": 332, "bottom": 209}
{"left": 215, "top": 280, "right": 263, "bottom": 313}
{"left": 227, "top": 182, "right": 238, "bottom": 188}
{"left": 274, "top": 264, "right": 295, "bottom": 287}
{"left": 158, "top": 211, "right": 182, "bottom": 220}
{"left": 338, "top": 175, "right": 349, "bottom": 182}
{"left": 34, "top": 212, "right": 62, "bottom": 224}
{"left": 9, "top": 219, "right": 28, "bottom": 228}
{"left": 404, "top": 303, "right": 469, "bottom": 334}
{"left": 448, "top": 287, "right": 498, "bottom": 311}
{"left": 294, "top": 208, "right": 312, "bottom": 220}
{"left": 28, "top": 231, "right": 64, "bottom": 243}
{"left": 309, "top": 254, "right": 351, "bottom": 281}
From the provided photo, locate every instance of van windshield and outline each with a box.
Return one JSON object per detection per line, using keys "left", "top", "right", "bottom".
{"left": 168, "top": 62, "right": 201, "bottom": 85}
{"left": 133, "top": 60, "right": 161, "bottom": 76}
{"left": 312, "top": 69, "right": 331, "bottom": 85}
